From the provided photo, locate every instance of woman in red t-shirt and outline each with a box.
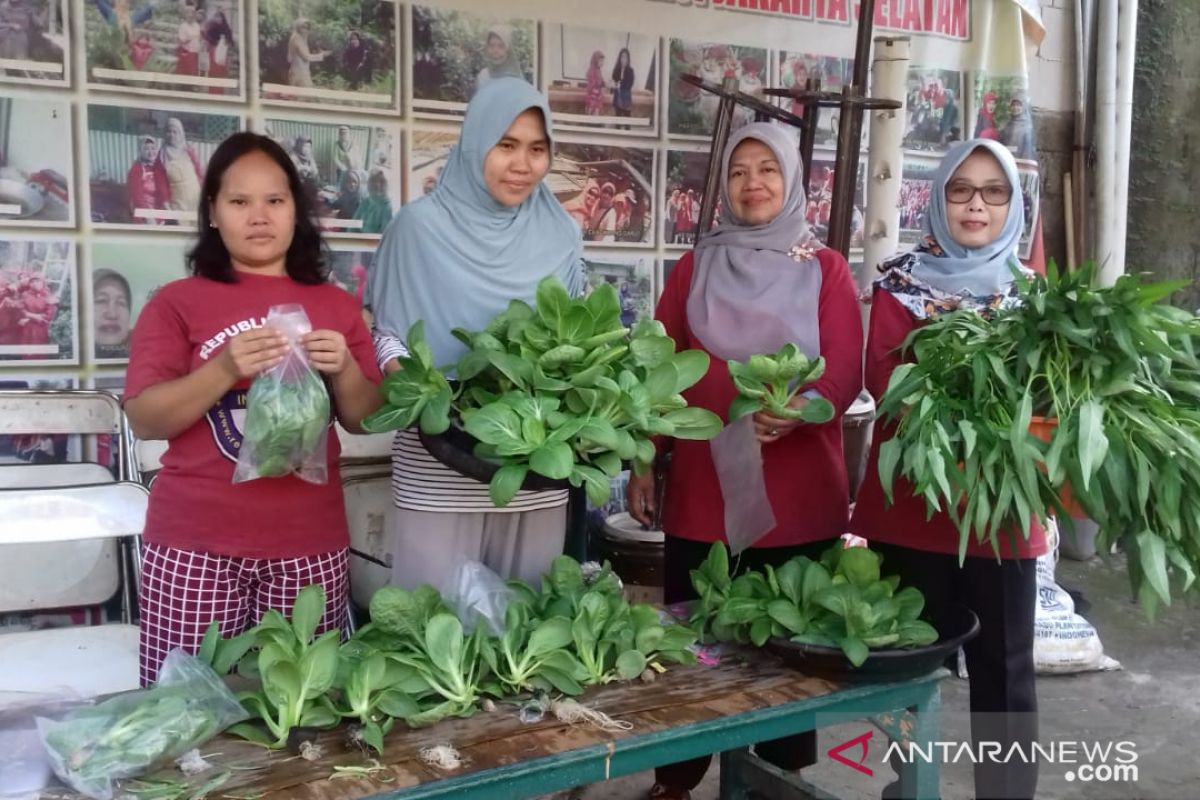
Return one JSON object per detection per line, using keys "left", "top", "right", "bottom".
{"left": 626, "top": 123, "right": 863, "bottom": 800}
{"left": 124, "top": 133, "right": 382, "bottom": 684}
{"left": 851, "top": 139, "right": 1046, "bottom": 800}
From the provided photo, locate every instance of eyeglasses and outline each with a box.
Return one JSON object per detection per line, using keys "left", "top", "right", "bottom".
{"left": 945, "top": 181, "right": 1012, "bottom": 206}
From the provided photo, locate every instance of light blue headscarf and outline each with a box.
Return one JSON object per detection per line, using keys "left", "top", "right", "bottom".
{"left": 368, "top": 78, "right": 585, "bottom": 369}
{"left": 910, "top": 138, "right": 1025, "bottom": 296}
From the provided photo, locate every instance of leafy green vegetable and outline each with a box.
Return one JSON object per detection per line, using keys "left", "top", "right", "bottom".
{"left": 363, "top": 276, "right": 724, "bottom": 507}
{"left": 728, "top": 344, "right": 835, "bottom": 424}
{"left": 876, "top": 261, "right": 1200, "bottom": 617}
{"left": 690, "top": 542, "right": 939, "bottom": 667}
{"left": 240, "top": 364, "right": 330, "bottom": 478}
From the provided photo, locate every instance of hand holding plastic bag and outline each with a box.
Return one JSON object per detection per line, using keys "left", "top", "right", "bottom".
{"left": 233, "top": 304, "right": 331, "bottom": 485}
{"left": 36, "top": 651, "right": 248, "bottom": 800}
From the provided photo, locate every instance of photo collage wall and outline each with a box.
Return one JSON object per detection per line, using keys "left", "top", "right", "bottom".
{"left": 0, "top": 0, "right": 1040, "bottom": 399}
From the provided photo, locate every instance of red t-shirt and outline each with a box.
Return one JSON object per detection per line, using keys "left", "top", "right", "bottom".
{"left": 125, "top": 272, "right": 382, "bottom": 559}
{"left": 850, "top": 289, "right": 1049, "bottom": 559}
{"left": 656, "top": 249, "right": 864, "bottom": 548}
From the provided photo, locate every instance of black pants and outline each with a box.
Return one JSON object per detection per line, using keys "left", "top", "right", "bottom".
{"left": 655, "top": 536, "right": 838, "bottom": 791}
{"left": 871, "top": 543, "right": 1039, "bottom": 800}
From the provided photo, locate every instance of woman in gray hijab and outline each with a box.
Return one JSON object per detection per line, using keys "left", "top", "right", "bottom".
{"left": 626, "top": 122, "right": 863, "bottom": 799}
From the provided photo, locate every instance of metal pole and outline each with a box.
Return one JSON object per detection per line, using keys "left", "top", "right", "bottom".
{"left": 862, "top": 37, "right": 911, "bottom": 296}
{"left": 826, "top": 0, "right": 879, "bottom": 256}
{"left": 697, "top": 76, "right": 740, "bottom": 237}
{"left": 799, "top": 78, "right": 821, "bottom": 186}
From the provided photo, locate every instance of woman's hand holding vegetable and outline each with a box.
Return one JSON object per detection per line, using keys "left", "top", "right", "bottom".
{"left": 220, "top": 328, "right": 288, "bottom": 381}
{"left": 752, "top": 394, "right": 810, "bottom": 443}
{"left": 626, "top": 470, "right": 657, "bottom": 528}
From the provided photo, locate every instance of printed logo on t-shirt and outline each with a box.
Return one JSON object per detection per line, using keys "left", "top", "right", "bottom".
{"left": 198, "top": 316, "right": 267, "bottom": 361}
{"left": 207, "top": 387, "right": 250, "bottom": 463}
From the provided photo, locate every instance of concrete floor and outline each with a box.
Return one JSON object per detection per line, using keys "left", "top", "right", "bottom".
{"left": 560, "top": 553, "right": 1200, "bottom": 800}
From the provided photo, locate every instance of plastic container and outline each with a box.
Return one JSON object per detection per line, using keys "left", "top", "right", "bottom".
{"left": 842, "top": 390, "right": 877, "bottom": 501}
{"left": 591, "top": 512, "right": 665, "bottom": 603}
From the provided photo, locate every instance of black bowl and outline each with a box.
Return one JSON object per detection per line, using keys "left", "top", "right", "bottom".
{"left": 764, "top": 603, "right": 980, "bottom": 683}
{"left": 419, "top": 423, "right": 570, "bottom": 492}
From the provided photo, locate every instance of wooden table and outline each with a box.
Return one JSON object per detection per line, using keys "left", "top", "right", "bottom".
{"left": 42, "top": 653, "right": 946, "bottom": 800}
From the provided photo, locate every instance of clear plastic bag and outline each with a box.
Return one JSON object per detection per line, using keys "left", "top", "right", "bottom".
{"left": 233, "top": 304, "right": 331, "bottom": 485}
{"left": 36, "top": 651, "right": 248, "bottom": 800}
{"left": 710, "top": 415, "right": 777, "bottom": 556}
{"left": 444, "top": 561, "right": 513, "bottom": 637}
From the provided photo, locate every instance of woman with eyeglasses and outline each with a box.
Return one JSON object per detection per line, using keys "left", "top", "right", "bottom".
{"left": 851, "top": 139, "right": 1047, "bottom": 800}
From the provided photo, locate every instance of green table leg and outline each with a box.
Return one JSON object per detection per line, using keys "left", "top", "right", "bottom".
{"left": 890, "top": 682, "right": 942, "bottom": 800}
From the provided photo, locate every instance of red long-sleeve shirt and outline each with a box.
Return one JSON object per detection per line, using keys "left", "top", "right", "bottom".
{"left": 656, "top": 249, "right": 864, "bottom": 548}
{"left": 850, "top": 288, "right": 1049, "bottom": 559}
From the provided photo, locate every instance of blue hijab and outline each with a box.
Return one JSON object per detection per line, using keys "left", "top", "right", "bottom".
{"left": 910, "top": 138, "right": 1025, "bottom": 296}
{"left": 368, "top": 78, "right": 584, "bottom": 368}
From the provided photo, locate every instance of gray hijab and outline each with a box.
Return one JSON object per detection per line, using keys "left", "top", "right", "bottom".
{"left": 686, "top": 123, "right": 822, "bottom": 362}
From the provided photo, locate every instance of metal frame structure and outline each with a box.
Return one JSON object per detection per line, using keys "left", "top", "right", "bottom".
{"left": 688, "top": 0, "right": 901, "bottom": 258}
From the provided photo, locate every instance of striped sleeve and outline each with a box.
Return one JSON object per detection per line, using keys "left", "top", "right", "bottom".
{"left": 373, "top": 330, "right": 408, "bottom": 372}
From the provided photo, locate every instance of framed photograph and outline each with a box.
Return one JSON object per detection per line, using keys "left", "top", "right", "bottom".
{"left": 88, "top": 239, "right": 187, "bottom": 363}
{"left": 543, "top": 25, "right": 658, "bottom": 136}
{"left": 406, "top": 128, "right": 456, "bottom": 202}
{"left": 776, "top": 52, "right": 849, "bottom": 146}
{"left": 667, "top": 39, "right": 767, "bottom": 139}
{"left": 1017, "top": 159, "right": 1040, "bottom": 260}
{"left": 662, "top": 148, "right": 713, "bottom": 248}
{"left": 899, "top": 158, "right": 938, "bottom": 243}
{"left": 972, "top": 73, "right": 1036, "bottom": 161}
{"left": 258, "top": 0, "right": 398, "bottom": 113}
{"left": 84, "top": 0, "right": 243, "bottom": 100}
{"left": 903, "top": 67, "right": 964, "bottom": 153}
{"left": 582, "top": 255, "right": 654, "bottom": 326}
{"left": 0, "top": 238, "right": 76, "bottom": 365}
{"left": 0, "top": 96, "right": 74, "bottom": 227}
{"left": 411, "top": 5, "right": 535, "bottom": 119}
{"left": 258, "top": 115, "right": 399, "bottom": 235}
{"left": 0, "top": 373, "right": 80, "bottom": 465}
{"left": 86, "top": 103, "right": 242, "bottom": 229}
{"left": 806, "top": 152, "right": 865, "bottom": 248}
{"left": 328, "top": 244, "right": 375, "bottom": 308}
{"left": 0, "top": 0, "right": 68, "bottom": 87}
{"left": 551, "top": 141, "right": 655, "bottom": 247}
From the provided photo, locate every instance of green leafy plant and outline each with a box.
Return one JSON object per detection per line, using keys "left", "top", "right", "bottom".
{"left": 240, "top": 367, "right": 330, "bottom": 478}
{"left": 364, "top": 277, "right": 723, "bottom": 506}
{"left": 690, "top": 543, "right": 938, "bottom": 667}
{"left": 728, "top": 344, "right": 836, "bottom": 424}
{"left": 877, "top": 262, "right": 1200, "bottom": 618}
{"left": 228, "top": 586, "right": 342, "bottom": 748}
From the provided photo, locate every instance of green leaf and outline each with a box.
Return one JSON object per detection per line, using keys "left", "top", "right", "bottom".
{"left": 300, "top": 631, "right": 342, "bottom": 697}
{"left": 729, "top": 393, "right": 762, "bottom": 422}
{"left": 798, "top": 397, "right": 835, "bottom": 424}
{"left": 527, "top": 617, "right": 574, "bottom": 657}
{"left": 877, "top": 438, "right": 902, "bottom": 503}
{"left": 661, "top": 407, "right": 724, "bottom": 440}
{"left": 419, "top": 388, "right": 452, "bottom": 435}
{"left": 465, "top": 403, "right": 524, "bottom": 447}
{"left": 841, "top": 636, "right": 870, "bottom": 667}
{"left": 536, "top": 276, "right": 573, "bottom": 329}
{"left": 1077, "top": 400, "right": 1109, "bottom": 492}
{"left": 490, "top": 464, "right": 529, "bottom": 507}
{"left": 672, "top": 350, "right": 710, "bottom": 392}
{"left": 291, "top": 585, "right": 326, "bottom": 645}
{"left": 1136, "top": 530, "right": 1171, "bottom": 608}
{"left": 767, "top": 600, "right": 807, "bottom": 635}
{"left": 558, "top": 307, "right": 596, "bottom": 343}
{"left": 616, "top": 650, "right": 647, "bottom": 680}
{"left": 424, "top": 613, "right": 465, "bottom": 679}
{"left": 837, "top": 548, "right": 881, "bottom": 588}
{"left": 630, "top": 336, "right": 675, "bottom": 369}
{"left": 530, "top": 441, "right": 575, "bottom": 480}
{"left": 750, "top": 617, "right": 774, "bottom": 647}
{"left": 486, "top": 351, "right": 532, "bottom": 388}
{"left": 198, "top": 621, "right": 220, "bottom": 667}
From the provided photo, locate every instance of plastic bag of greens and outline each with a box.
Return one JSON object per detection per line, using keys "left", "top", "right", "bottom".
{"left": 233, "top": 304, "right": 331, "bottom": 485}
{"left": 36, "top": 650, "right": 247, "bottom": 800}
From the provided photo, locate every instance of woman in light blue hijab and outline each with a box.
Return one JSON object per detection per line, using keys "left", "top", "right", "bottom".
{"left": 367, "top": 78, "right": 585, "bottom": 592}
{"left": 853, "top": 139, "right": 1043, "bottom": 800}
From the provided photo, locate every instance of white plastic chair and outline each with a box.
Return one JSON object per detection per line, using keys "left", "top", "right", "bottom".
{"left": 0, "top": 482, "right": 148, "bottom": 697}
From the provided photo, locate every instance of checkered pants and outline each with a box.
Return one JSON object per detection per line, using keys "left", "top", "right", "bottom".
{"left": 138, "top": 543, "right": 349, "bottom": 685}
